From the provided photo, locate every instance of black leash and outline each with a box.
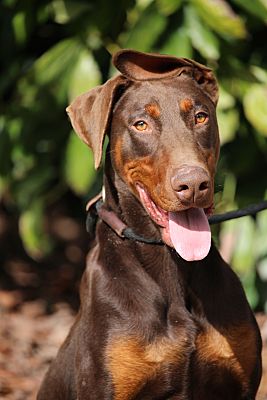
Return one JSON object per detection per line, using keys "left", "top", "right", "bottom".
{"left": 86, "top": 199, "right": 267, "bottom": 245}
{"left": 122, "top": 227, "right": 163, "bottom": 244}
{"left": 208, "top": 200, "right": 267, "bottom": 225}
{"left": 86, "top": 199, "right": 163, "bottom": 244}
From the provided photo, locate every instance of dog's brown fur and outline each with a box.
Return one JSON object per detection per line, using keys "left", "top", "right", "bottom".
{"left": 38, "top": 50, "right": 262, "bottom": 400}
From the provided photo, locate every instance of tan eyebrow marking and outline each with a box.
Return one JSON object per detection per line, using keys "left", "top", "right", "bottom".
{"left": 180, "top": 98, "right": 193, "bottom": 113}
{"left": 145, "top": 103, "right": 161, "bottom": 118}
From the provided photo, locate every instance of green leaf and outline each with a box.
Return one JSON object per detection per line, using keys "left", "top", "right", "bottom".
{"left": 258, "top": 257, "right": 267, "bottom": 281}
{"left": 221, "top": 172, "right": 237, "bottom": 209}
{"left": 255, "top": 207, "right": 267, "bottom": 310}
{"left": 12, "top": 12, "right": 27, "bottom": 45}
{"left": 52, "top": 0, "right": 92, "bottom": 24}
{"left": 14, "top": 167, "right": 54, "bottom": 209}
{"left": 251, "top": 66, "right": 267, "bottom": 84}
{"left": 255, "top": 209, "right": 267, "bottom": 259}
{"left": 231, "top": 217, "right": 256, "bottom": 272}
{"left": 123, "top": 3, "right": 167, "bottom": 51}
{"left": 19, "top": 200, "right": 52, "bottom": 259}
{"left": 217, "top": 86, "right": 236, "bottom": 110}
{"left": 232, "top": 0, "right": 267, "bottom": 22}
{"left": 33, "top": 38, "right": 81, "bottom": 85}
{"left": 217, "top": 109, "right": 239, "bottom": 145}
{"left": 64, "top": 132, "right": 96, "bottom": 195}
{"left": 160, "top": 26, "right": 193, "bottom": 58}
{"left": 68, "top": 50, "right": 101, "bottom": 102}
{"left": 221, "top": 216, "right": 258, "bottom": 308}
{"left": 243, "top": 84, "right": 267, "bottom": 137}
{"left": 156, "top": 0, "right": 182, "bottom": 16}
{"left": 52, "top": 0, "right": 70, "bottom": 24}
{"left": 63, "top": 0, "right": 93, "bottom": 21}
{"left": 191, "top": 0, "right": 247, "bottom": 39}
{"left": 185, "top": 5, "right": 219, "bottom": 60}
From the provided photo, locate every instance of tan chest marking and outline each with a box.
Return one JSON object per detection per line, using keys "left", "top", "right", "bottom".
{"left": 196, "top": 324, "right": 257, "bottom": 387}
{"left": 106, "top": 334, "right": 190, "bottom": 400}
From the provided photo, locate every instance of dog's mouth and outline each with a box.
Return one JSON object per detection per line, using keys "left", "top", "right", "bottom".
{"left": 136, "top": 184, "right": 212, "bottom": 262}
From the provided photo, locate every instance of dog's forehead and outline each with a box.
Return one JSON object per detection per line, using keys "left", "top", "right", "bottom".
{"left": 119, "top": 77, "right": 213, "bottom": 110}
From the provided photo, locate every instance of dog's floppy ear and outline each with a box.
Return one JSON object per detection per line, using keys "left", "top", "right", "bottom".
{"left": 113, "top": 49, "right": 218, "bottom": 105}
{"left": 66, "top": 75, "right": 126, "bottom": 169}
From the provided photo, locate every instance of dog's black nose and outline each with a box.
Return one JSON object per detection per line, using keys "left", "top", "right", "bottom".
{"left": 171, "top": 165, "right": 211, "bottom": 206}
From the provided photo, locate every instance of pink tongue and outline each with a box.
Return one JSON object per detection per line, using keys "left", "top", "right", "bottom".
{"left": 169, "top": 208, "right": 211, "bottom": 261}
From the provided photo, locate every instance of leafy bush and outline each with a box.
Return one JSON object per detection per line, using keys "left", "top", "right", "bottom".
{"left": 1, "top": 0, "right": 267, "bottom": 309}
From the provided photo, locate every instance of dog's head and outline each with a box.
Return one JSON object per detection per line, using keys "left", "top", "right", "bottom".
{"left": 67, "top": 50, "right": 220, "bottom": 261}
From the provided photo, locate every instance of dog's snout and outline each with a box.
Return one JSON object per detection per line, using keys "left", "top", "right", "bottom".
{"left": 171, "top": 165, "right": 211, "bottom": 206}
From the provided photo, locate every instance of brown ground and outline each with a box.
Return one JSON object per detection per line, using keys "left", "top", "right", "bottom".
{"left": 0, "top": 200, "right": 266, "bottom": 399}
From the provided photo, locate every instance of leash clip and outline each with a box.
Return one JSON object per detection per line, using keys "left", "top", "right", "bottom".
{"left": 96, "top": 202, "right": 128, "bottom": 238}
{"left": 86, "top": 194, "right": 127, "bottom": 238}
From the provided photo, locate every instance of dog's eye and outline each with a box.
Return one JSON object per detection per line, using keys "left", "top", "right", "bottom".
{"left": 133, "top": 120, "right": 148, "bottom": 131}
{"left": 195, "top": 112, "right": 208, "bottom": 124}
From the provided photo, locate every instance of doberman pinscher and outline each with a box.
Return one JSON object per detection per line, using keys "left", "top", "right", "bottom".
{"left": 38, "top": 50, "right": 262, "bottom": 400}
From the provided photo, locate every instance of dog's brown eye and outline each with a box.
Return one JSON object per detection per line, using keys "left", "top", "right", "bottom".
{"left": 195, "top": 112, "right": 208, "bottom": 124}
{"left": 134, "top": 120, "right": 148, "bottom": 131}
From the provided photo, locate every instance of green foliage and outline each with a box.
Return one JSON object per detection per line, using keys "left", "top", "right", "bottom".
{"left": 64, "top": 132, "right": 96, "bottom": 196}
{"left": 185, "top": 5, "right": 220, "bottom": 60}
{"left": 19, "top": 199, "right": 53, "bottom": 260}
{"left": 124, "top": 2, "right": 168, "bottom": 51}
{"left": 243, "top": 84, "right": 267, "bottom": 137}
{"left": 191, "top": 0, "right": 247, "bottom": 39}
{"left": 1, "top": 0, "right": 267, "bottom": 309}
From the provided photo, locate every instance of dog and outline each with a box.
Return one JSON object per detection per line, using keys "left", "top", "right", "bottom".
{"left": 38, "top": 49, "right": 262, "bottom": 400}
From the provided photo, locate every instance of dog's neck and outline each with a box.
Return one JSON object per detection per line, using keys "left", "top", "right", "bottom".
{"left": 100, "top": 156, "right": 199, "bottom": 301}
{"left": 103, "top": 155, "right": 162, "bottom": 243}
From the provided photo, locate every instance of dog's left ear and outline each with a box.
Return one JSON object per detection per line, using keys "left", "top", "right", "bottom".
{"left": 66, "top": 75, "right": 126, "bottom": 169}
{"left": 113, "top": 49, "right": 218, "bottom": 105}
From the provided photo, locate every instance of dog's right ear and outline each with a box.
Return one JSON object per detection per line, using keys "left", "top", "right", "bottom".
{"left": 66, "top": 75, "right": 126, "bottom": 169}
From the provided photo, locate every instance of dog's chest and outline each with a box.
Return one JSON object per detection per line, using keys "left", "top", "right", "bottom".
{"left": 191, "top": 318, "right": 257, "bottom": 399}
{"left": 105, "top": 322, "right": 195, "bottom": 400}
{"left": 105, "top": 311, "right": 256, "bottom": 400}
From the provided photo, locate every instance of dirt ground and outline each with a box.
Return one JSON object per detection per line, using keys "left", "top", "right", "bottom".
{"left": 0, "top": 201, "right": 267, "bottom": 399}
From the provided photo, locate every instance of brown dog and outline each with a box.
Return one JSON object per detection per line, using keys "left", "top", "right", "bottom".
{"left": 38, "top": 50, "right": 262, "bottom": 400}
